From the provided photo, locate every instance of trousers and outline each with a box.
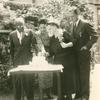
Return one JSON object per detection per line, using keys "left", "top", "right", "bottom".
{"left": 12, "top": 73, "right": 35, "bottom": 100}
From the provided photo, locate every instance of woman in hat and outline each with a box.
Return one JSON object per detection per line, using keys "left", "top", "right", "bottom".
{"left": 37, "top": 18, "right": 53, "bottom": 99}
{"left": 24, "top": 16, "right": 39, "bottom": 31}
{"left": 48, "top": 18, "right": 77, "bottom": 100}
{"left": 35, "top": 18, "right": 50, "bottom": 53}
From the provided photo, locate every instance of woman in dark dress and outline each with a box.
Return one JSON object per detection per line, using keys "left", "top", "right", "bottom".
{"left": 47, "top": 19, "right": 77, "bottom": 100}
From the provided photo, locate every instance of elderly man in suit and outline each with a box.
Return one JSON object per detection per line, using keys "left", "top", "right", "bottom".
{"left": 9, "top": 17, "right": 37, "bottom": 100}
{"left": 71, "top": 8, "right": 98, "bottom": 100}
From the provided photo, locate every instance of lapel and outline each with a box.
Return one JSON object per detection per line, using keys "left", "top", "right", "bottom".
{"left": 73, "top": 20, "right": 84, "bottom": 37}
{"left": 12, "top": 30, "right": 30, "bottom": 46}
{"left": 21, "top": 31, "right": 26, "bottom": 45}
{"left": 13, "top": 31, "right": 21, "bottom": 45}
{"left": 22, "top": 31, "right": 25, "bottom": 40}
{"left": 21, "top": 30, "right": 30, "bottom": 45}
{"left": 15, "top": 30, "right": 26, "bottom": 45}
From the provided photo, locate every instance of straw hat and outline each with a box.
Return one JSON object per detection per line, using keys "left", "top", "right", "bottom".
{"left": 47, "top": 17, "right": 60, "bottom": 28}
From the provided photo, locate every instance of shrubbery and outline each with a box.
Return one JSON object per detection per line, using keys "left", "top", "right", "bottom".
{"left": 0, "top": 31, "right": 12, "bottom": 94}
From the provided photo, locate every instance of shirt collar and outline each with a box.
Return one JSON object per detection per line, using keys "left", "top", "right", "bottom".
{"left": 16, "top": 29, "right": 29, "bottom": 37}
{"left": 16, "top": 30, "right": 22, "bottom": 39}
{"left": 76, "top": 19, "right": 80, "bottom": 27}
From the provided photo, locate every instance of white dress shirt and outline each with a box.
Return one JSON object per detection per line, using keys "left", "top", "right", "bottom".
{"left": 75, "top": 19, "right": 80, "bottom": 27}
{"left": 16, "top": 30, "right": 22, "bottom": 44}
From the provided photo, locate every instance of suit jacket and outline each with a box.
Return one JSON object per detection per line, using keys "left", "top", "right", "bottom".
{"left": 9, "top": 29, "right": 37, "bottom": 67}
{"left": 72, "top": 19, "right": 98, "bottom": 51}
{"left": 72, "top": 20, "right": 98, "bottom": 96}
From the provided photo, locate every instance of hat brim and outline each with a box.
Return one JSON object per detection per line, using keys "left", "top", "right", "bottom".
{"left": 47, "top": 22, "right": 59, "bottom": 28}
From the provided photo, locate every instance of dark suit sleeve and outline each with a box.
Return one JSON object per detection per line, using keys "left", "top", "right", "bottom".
{"left": 85, "top": 23, "right": 98, "bottom": 49}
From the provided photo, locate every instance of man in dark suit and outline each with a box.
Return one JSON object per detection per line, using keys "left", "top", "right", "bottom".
{"left": 71, "top": 8, "right": 98, "bottom": 100}
{"left": 9, "top": 17, "right": 37, "bottom": 100}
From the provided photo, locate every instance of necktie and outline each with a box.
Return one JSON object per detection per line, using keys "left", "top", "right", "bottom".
{"left": 74, "top": 23, "right": 77, "bottom": 32}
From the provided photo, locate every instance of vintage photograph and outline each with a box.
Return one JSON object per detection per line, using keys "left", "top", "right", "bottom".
{"left": 0, "top": 0, "right": 99, "bottom": 100}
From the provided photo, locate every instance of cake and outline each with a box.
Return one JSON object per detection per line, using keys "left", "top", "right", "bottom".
{"left": 30, "top": 55, "right": 48, "bottom": 67}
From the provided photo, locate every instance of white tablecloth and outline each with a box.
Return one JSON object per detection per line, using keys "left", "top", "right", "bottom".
{"left": 8, "top": 64, "right": 63, "bottom": 76}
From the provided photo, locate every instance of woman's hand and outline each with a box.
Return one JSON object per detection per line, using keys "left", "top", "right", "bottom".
{"left": 45, "top": 52, "right": 50, "bottom": 57}
{"left": 60, "top": 42, "right": 73, "bottom": 48}
{"left": 80, "top": 46, "right": 87, "bottom": 51}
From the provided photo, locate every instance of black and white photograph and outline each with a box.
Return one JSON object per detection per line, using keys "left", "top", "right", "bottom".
{"left": 0, "top": 0, "right": 99, "bottom": 100}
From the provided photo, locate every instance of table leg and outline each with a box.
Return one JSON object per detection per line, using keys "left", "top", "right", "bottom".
{"left": 21, "top": 78, "right": 24, "bottom": 100}
{"left": 12, "top": 75, "right": 16, "bottom": 100}
{"left": 39, "top": 88, "right": 43, "bottom": 100}
{"left": 57, "top": 72, "right": 61, "bottom": 100}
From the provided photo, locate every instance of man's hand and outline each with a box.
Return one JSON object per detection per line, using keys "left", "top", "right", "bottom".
{"left": 80, "top": 46, "right": 87, "bottom": 51}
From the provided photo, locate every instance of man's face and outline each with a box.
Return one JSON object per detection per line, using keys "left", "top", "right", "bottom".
{"left": 71, "top": 12, "right": 78, "bottom": 23}
{"left": 16, "top": 22, "right": 24, "bottom": 32}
